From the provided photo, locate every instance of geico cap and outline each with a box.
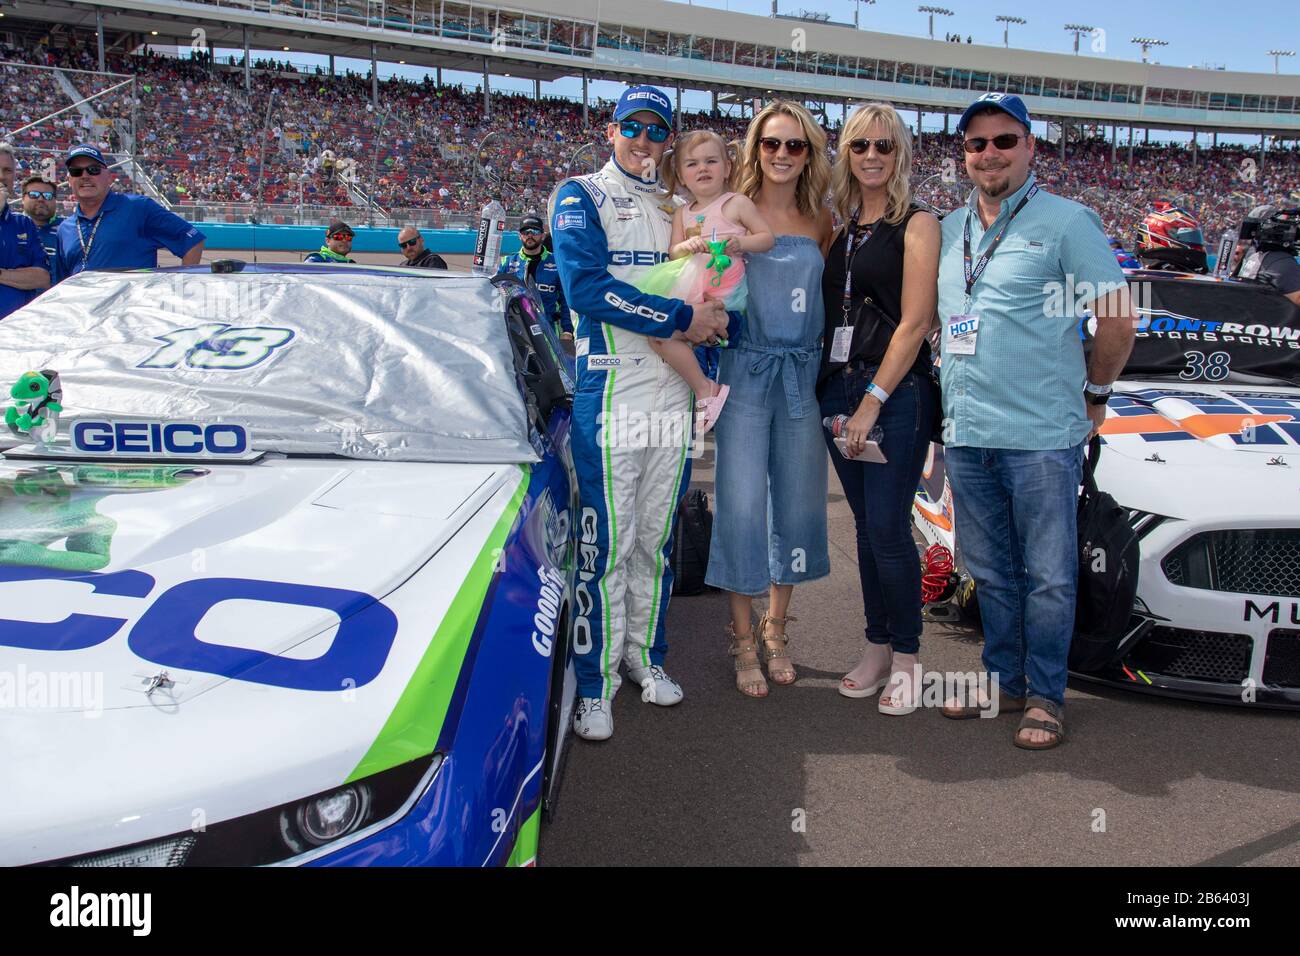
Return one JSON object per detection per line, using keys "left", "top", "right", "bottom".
{"left": 613, "top": 85, "right": 673, "bottom": 128}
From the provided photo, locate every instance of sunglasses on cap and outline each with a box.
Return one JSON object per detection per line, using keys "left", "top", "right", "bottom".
{"left": 67, "top": 164, "right": 104, "bottom": 178}
{"left": 848, "top": 138, "right": 895, "bottom": 156}
{"left": 962, "top": 133, "right": 1024, "bottom": 153}
{"left": 758, "top": 137, "right": 809, "bottom": 156}
{"left": 398, "top": 237, "right": 419, "bottom": 248}
{"left": 618, "top": 119, "right": 671, "bottom": 143}
{"left": 25, "top": 190, "right": 55, "bottom": 200}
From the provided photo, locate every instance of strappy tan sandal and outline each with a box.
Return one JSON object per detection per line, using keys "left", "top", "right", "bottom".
{"left": 757, "top": 612, "right": 797, "bottom": 685}
{"left": 728, "top": 622, "right": 768, "bottom": 698}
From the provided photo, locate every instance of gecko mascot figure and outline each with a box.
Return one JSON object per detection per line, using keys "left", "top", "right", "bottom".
{"left": 6, "top": 370, "right": 63, "bottom": 444}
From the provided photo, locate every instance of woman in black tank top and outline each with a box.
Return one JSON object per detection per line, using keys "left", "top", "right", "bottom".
{"left": 818, "top": 103, "right": 941, "bottom": 715}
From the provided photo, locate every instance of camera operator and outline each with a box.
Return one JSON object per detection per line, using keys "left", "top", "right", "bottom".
{"left": 1234, "top": 205, "right": 1300, "bottom": 308}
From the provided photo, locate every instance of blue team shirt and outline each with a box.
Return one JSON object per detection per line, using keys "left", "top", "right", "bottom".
{"left": 55, "top": 192, "right": 205, "bottom": 279}
{"left": 0, "top": 205, "right": 50, "bottom": 319}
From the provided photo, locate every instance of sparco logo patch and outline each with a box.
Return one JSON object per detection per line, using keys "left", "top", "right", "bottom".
{"left": 587, "top": 356, "right": 622, "bottom": 368}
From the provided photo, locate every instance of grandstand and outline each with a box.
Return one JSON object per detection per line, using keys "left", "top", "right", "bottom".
{"left": 2, "top": 0, "right": 1299, "bottom": 248}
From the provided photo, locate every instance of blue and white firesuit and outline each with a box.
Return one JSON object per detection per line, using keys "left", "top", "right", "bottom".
{"left": 550, "top": 158, "right": 694, "bottom": 700}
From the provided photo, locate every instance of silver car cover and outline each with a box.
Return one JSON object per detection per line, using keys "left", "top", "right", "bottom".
{"left": 0, "top": 268, "right": 539, "bottom": 463}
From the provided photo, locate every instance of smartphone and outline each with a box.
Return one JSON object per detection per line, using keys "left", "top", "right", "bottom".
{"left": 833, "top": 436, "right": 888, "bottom": 463}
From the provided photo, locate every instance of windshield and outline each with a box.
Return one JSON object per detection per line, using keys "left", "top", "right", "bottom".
{"left": 1111, "top": 274, "right": 1300, "bottom": 386}
{"left": 0, "top": 269, "right": 537, "bottom": 464}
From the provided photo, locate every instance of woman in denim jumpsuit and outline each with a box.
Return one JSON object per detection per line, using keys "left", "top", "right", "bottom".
{"left": 706, "top": 101, "right": 834, "bottom": 698}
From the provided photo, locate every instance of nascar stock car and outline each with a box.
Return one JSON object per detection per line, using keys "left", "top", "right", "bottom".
{"left": 0, "top": 263, "right": 580, "bottom": 866}
{"left": 916, "top": 269, "right": 1300, "bottom": 709}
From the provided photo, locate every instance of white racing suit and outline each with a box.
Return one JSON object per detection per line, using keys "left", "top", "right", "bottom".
{"left": 550, "top": 158, "right": 693, "bottom": 700}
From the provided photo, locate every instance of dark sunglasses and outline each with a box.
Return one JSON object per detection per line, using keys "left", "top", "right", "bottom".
{"left": 759, "top": 137, "right": 809, "bottom": 156}
{"left": 330, "top": 231, "right": 354, "bottom": 240}
{"left": 398, "top": 237, "right": 420, "bottom": 248}
{"left": 67, "top": 164, "right": 104, "bottom": 178}
{"left": 619, "top": 119, "right": 671, "bottom": 143}
{"left": 519, "top": 228, "right": 542, "bottom": 237}
{"left": 25, "top": 189, "right": 55, "bottom": 200}
{"left": 848, "top": 138, "right": 895, "bottom": 156}
{"left": 963, "top": 133, "right": 1024, "bottom": 153}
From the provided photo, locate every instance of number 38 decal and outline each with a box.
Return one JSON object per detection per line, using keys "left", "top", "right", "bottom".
{"left": 138, "top": 323, "right": 296, "bottom": 371}
{"left": 1180, "top": 350, "right": 1231, "bottom": 382}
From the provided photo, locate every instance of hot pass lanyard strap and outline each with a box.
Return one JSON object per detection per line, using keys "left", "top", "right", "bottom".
{"left": 77, "top": 211, "right": 105, "bottom": 272}
{"left": 840, "top": 210, "right": 877, "bottom": 326}
{"left": 962, "top": 183, "right": 1038, "bottom": 298}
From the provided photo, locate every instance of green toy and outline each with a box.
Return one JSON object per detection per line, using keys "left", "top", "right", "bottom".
{"left": 6, "top": 369, "right": 63, "bottom": 443}
{"left": 705, "top": 238, "right": 732, "bottom": 288}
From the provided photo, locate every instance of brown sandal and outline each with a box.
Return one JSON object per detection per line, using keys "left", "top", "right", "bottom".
{"left": 1014, "top": 697, "right": 1065, "bottom": 750}
{"left": 757, "top": 613, "right": 797, "bottom": 685}
{"left": 728, "top": 623, "right": 768, "bottom": 698}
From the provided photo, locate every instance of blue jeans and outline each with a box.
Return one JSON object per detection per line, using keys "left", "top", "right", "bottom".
{"left": 820, "top": 367, "right": 936, "bottom": 655}
{"left": 944, "top": 443, "right": 1086, "bottom": 706}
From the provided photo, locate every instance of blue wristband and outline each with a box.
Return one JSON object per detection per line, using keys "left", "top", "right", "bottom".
{"left": 866, "top": 382, "right": 890, "bottom": 404}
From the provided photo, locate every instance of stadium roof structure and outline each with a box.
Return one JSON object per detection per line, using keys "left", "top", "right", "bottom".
{"left": 18, "top": 0, "right": 1300, "bottom": 135}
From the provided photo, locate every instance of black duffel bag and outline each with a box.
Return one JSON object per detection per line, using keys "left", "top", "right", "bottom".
{"left": 671, "top": 489, "right": 713, "bottom": 596}
{"left": 1070, "top": 436, "right": 1141, "bottom": 671}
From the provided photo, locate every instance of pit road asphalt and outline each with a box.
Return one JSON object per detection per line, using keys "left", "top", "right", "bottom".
{"left": 540, "top": 439, "right": 1300, "bottom": 867}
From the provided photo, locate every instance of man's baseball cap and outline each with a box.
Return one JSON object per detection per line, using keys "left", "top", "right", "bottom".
{"left": 613, "top": 85, "right": 673, "bottom": 128}
{"left": 326, "top": 220, "right": 354, "bottom": 237}
{"left": 956, "top": 92, "right": 1031, "bottom": 135}
{"left": 519, "top": 214, "right": 545, "bottom": 233}
{"left": 65, "top": 144, "right": 108, "bottom": 168}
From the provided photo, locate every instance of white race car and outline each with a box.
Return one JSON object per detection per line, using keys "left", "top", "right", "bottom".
{"left": 916, "top": 270, "right": 1300, "bottom": 709}
{"left": 0, "top": 263, "right": 579, "bottom": 865}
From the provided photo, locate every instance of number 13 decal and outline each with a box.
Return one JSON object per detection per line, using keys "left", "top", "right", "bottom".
{"left": 138, "top": 323, "right": 296, "bottom": 371}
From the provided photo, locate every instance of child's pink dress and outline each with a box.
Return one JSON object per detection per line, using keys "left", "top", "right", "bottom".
{"left": 636, "top": 192, "right": 748, "bottom": 310}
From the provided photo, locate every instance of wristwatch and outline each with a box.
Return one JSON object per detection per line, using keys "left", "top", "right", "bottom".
{"left": 1084, "top": 381, "right": 1112, "bottom": 406}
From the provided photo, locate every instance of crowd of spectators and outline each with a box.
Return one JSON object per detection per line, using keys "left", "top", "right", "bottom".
{"left": 3, "top": 36, "right": 1298, "bottom": 242}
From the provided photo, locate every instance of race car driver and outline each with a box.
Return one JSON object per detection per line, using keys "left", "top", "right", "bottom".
{"left": 1135, "top": 201, "right": 1209, "bottom": 273}
{"left": 497, "top": 213, "right": 572, "bottom": 339}
{"left": 550, "top": 84, "right": 730, "bottom": 741}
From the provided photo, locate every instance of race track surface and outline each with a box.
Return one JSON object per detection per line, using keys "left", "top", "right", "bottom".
{"left": 541, "top": 440, "right": 1300, "bottom": 867}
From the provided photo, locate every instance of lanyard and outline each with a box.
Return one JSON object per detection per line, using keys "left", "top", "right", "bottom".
{"left": 76, "top": 209, "right": 105, "bottom": 273}
{"left": 962, "top": 182, "right": 1038, "bottom": 298}
{"left": 840, "top": 209, "right": 877, "bottom": 326}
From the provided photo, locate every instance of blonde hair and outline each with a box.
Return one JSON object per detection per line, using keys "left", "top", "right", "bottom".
{"left": 737, "top": 100, "right": 830, "bottom": 221}
{"left": 831, "top": 104, "right": 914, "bottom": 227}
{"left": 661, "top": 129, "right": 733, "bottom": 198}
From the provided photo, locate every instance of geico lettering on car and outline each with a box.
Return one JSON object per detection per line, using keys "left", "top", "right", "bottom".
{"left": 0, "top": 265, "right": 577, "bottom": 868}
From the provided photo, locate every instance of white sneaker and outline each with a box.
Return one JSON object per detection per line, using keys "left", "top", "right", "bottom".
{"left": 626, "top": 664, "right": 684, "bottom": 706}
{"left": 573, "top": 697, "right": 613, "bottom": 740}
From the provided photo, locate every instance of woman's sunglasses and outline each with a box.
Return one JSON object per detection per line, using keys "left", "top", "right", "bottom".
{"left": 619, "top": 119, "right": 671, "bottom": 143}
{"left": 848, "top": 138, "right": 895, "bottom": 156}
{"left": 962, "top": 133, "right": 1024, "bottom": 153}
{"left": 758, "top": 137, "right": 809, "bottom": 156}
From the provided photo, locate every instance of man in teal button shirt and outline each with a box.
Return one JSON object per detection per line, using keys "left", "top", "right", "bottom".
{"left": 936, "top": 93, "right": 1136, "bottom": 749}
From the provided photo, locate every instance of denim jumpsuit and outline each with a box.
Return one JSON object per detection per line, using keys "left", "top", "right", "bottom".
{"left": 706, "top": 235, "right": 830, "bottom": 596}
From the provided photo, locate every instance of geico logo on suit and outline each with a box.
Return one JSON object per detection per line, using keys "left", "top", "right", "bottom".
{"left": 602, "top": 292, "right": 669, "bottom": 323}
{"left": 608, "top": 250, "right": 670, "bottom": 266}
